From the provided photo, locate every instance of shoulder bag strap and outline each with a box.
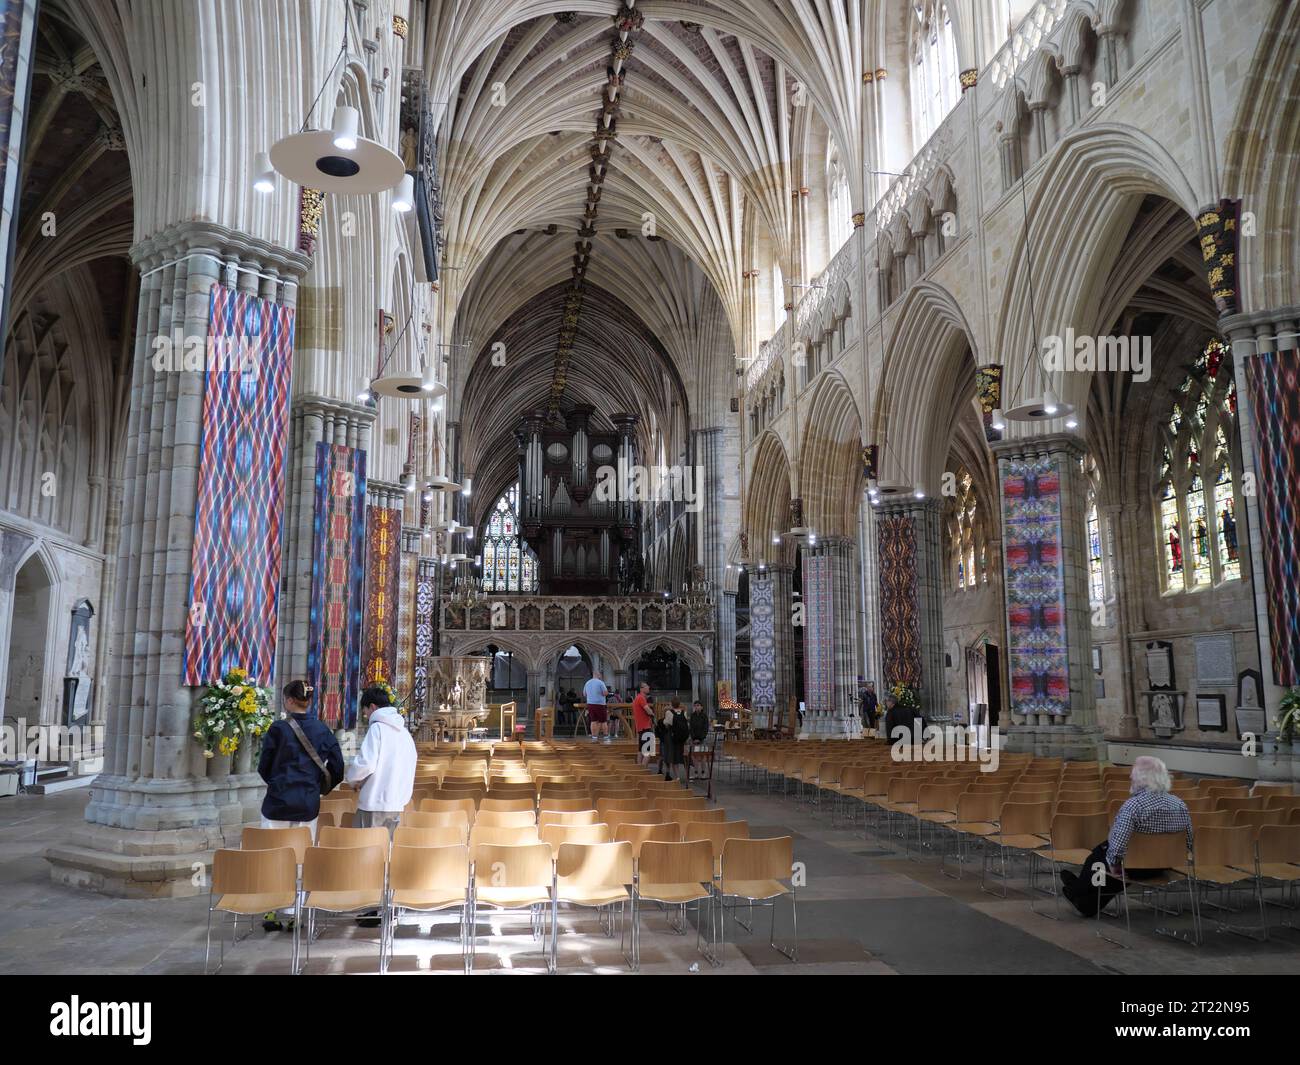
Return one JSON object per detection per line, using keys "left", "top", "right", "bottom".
{"left": 286, "top": 716, "right": 333, "bottom": 792}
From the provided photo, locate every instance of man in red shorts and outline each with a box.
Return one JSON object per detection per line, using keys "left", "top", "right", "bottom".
{"left": 583, "top": 671, "right": 610, "bottom": 742}
{"left": 632, "top": 681, "right": 654, "bottom": 765}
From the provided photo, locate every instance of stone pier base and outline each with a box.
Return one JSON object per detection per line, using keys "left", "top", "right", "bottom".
{"left": 1002, "top": 723, "right": 1106, "bottom": 762}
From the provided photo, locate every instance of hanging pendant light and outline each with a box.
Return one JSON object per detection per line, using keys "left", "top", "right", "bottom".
{"left": 331, "top": 105, "right": 359, "bottom": 150}
{"left": 990, "top": 408, "right": 1007, "bottom": 432}
{"left": 252, "top": 152, "right": 275, "bottom": 194}
{"left": 393, "top": 173, "right": 415, "bottom": 213}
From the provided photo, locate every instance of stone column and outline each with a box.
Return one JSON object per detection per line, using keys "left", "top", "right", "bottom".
{"left": 992, "top": 434, "right": 1103, "bottom": 760}
{"left": 858, "top": 489, "right": 883, "bottom": 688}
{"left": 47, "top": 222, "right": 309, "bottom": 897}
{"left": 1102, "top": 501, "right": 1142, "bottom": 739}
{"left": 875, "top": 498, "right": 947, "bottom": 723}
{"left": 768, "top": 562, "right": 797, "bottom": 723}
{"left": 822, "top": 536, "right": 861, "bottom": 736}
{"left": 1221, "top": 308, "right": 1300, "bottom": 722}
{"left": 718, "top": 590, "right": 738, "bottom": 687}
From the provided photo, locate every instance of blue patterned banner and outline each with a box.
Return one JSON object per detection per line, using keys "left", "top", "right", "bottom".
{"left": 803, "top": 554, "right": 833, "bottom": 713}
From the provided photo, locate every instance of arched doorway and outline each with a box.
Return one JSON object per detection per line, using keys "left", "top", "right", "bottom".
{"left": 628, "top": 644, "right": 693, "bottom": 703}
{"left": 5, "top": 554, "right": 52, "bottom": 729}
{"left": 468, "top": 644, "right": 528, "bottom": 704}
{"left": 554, "top": 644, "right": 593, "bottom": 730}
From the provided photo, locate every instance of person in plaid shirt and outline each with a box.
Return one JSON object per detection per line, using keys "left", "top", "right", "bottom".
{"left": 1060, "top": 756, "right": 1191, "bottom": 917}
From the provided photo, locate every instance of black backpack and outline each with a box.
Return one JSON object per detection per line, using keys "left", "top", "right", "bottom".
{"left": 670, "top": 709, "right": 690, "bottom": 743}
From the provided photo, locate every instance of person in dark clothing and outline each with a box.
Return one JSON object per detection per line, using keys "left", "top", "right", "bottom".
{"left": 257, "top": 680, "right": 344, "bottom": 828}
{"left": 661, "top": 699, "right": 690, "bottom": 781}
{"left": 859, "top": 682, "right": 878, "bottom": 731}
{"left": 687, "top": 701, "right": 710, "bottom": 780}
{"left": 881, "top": 694, "right": 917, "bottom": 748}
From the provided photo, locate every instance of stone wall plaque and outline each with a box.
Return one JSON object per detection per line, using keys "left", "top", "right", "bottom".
{"left": 1194, "top": 633, "right": 1236, "bottom": 687}
{"left": 1145, "top": 641, "right": 1174, "bottom": 690}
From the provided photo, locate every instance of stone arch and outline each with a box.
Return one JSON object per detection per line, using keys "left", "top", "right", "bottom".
{"left": 875, "top": 279, "right": 979, "bottom": 491}
{"left": 617, "top": 634, "right": 709, "bottom": 675}
{"left": 746, "top": 430, "right": 793, "bottom": 565}
{"left": 798, "top": 371, "right": 864, "bottom": 538}
{"left": 994, "top": 124, "right": 1201, "bottom": 432}
{"left": 1221, "top": 0, "right": 1300, "bottom": 311}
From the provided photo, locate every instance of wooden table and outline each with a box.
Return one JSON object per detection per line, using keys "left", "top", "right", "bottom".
{"left": 575, "top": 702, "right": 634, "bottom": 738}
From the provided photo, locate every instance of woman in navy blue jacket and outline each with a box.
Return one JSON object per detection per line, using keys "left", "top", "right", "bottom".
{"left": 257, "top": 680, "right": 345, "bottom": 828}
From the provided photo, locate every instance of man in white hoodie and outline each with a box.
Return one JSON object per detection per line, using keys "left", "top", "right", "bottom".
{"left": 346, "top": 686, "right": 417, "bottom": 836}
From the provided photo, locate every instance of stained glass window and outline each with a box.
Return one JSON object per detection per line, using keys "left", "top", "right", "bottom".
{"left": 1087, "top": 499, "right": 1105, "bottom": 603}
{"left": 1154, "top": 338, "right": 1240, "bottom": 593}
{"left": 481, "top": 483, "right": 539, "bottom": 593}
{"left": 944, "top": 467, "right": 986, "bottom": 593}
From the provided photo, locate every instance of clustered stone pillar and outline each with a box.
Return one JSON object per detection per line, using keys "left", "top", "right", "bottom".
{"left": 278, "top": 395, "right": 375, "bottom": 688}
{"left": 718, "top": 590, "right": 738, "bottom": 688}
{"left": 991, "top": 433, "right": 1103, "bottom": 761}
{"left": 48, "top": 222, "right": 309, "bottom": 897}
{"left": 768, "top": 563, "right": 797, "bottom": 724}
{"left": 822, "top": 536, "right": 861, "bottom": 735}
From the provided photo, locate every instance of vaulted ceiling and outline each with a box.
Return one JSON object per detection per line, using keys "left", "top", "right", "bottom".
{"left": 422, "top": 2, "right": 873, "bottom": 487}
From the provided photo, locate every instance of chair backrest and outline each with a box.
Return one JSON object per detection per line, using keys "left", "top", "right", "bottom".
{"left": 606, "top": 810, "right": 665, "bottom": 836}
{"left": 556, "top": 841, "right": 634, "bottom": 889}
{"left": 479, "top": 796, "right": 536, "bottom": 813}
{"left": 654, "top": 796, "right": 709, "bottom": 813}
{"left": 474, "top": 809, "right": 538, "bottom": 829}
{"left": 671, "top": 807, "right": 726, "bottom": 826}
{"left": 317, "top": 826, "right": 391, "bottom": 850}
{"left": 1124, "top": 831, "right": 1189, "bottom": 869}
{"left": 1190, "top": 810, "right": 1235, "bottom": 830}
{"left": 637, "top": 839, "right": 714, "bottom": 886}
{"left": 241, "top": 826, "right": 313, "bottom": 864}
{"left": 539, "top": 809, "right": 599, "bottom": 827}
{"left": 302, "top": 844, "right": 387, "bottom": 892}
{"left": 1181, "top": 797, "right": 1217, "bottom": 813}
{"left": 1053, "top": 800, "right": 1108, "bottom": 817}
{"left": 1049, "top": 812, "right": 1111, "bottom": 851}
{"left": 997, "top": 801, "right": 1052, "bottom": 836}
{"left": 469, "top": 824, "right": 542, "bottom": 851}
{"left": 472, "top": 842, "right": 554, "bottom": 887}
{"left": 955, "top": 792, "right": 1003, "bottom": 823}
{"left": 420, "top": 797, "right": 478, "bottom": 822}
{"left": 596, "top": 797, "right": 653, "bottom": 817}
{"left": 394, "top": 825, "right": 467, "bottom": 847}
{"left": 538, "top": 797, "right": 595, "bottom": 813}
{"left": 681, "top": 820, "right": 749, "bottom": 857}
{"left": 917, "top": 783, "right": 965, "bottom": 814}
{"left": 1265, "top": 795, "right": 1300, "bottom": 811}
{"left": 212, "top": 846, "right": 297, "bottom": 896}
{"left": 1203, "top": 783, "right": 1249, "bottom": 798}
{"left": 402, "top": 809, "right": 470, "bottom": 830}
{"left": 1214, "top": 796, "right": 1266, "bottom": 813}
{"left": 1258, "top": 824, "right": 1300, "bottom": 864}
{"left": 389, "top": 843, "right": 470, "bottom": 892}
{"left": 615, "top": 822, "right": 680, "bottom": 855}
{"left": 721, "top": 836, "right": 794, "bottom": 885}
{"left": 1194, "top": 825, "right": 1256, "bottom": 869}
{"left": 1231, "top": 810, "right": 1288, "bottom": 834}
{"left": 541, "top": 823, "right": 612, "bottom": 850}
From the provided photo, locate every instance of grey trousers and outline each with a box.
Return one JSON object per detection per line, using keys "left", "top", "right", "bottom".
{"left": 355, "top": 809, "right": 402, "bottom": 837}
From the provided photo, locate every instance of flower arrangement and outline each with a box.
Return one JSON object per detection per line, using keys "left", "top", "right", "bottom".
{"left": 372, "top": 677, "right": 406, "bottom": 716}
{"left": 193, "top": 667, "right": 274, "bottom": 759}
{"left": 889, "top": 681, "right": 920, "bottom": 713}
{"left": 1277, "top": 688, "right": 1300, "bottom": 744}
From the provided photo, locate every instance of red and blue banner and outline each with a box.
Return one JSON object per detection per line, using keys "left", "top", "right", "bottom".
{"left": 362, "top": 505, "right": 402, "bottom": 687}
{"left": 1245, "top": 351, "right": 1300, "bottom": 685}
{"left": 183, "top": 285, "right": 295, "bottom": 685}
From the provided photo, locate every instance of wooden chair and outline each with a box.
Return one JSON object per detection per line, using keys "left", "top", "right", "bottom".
{"left": 634, "top": 840, "right": 716, "bottom": 966}
{"left": 384, "top": 844, "right": 471, "bottom": 972}
{"left": 402, "top": 810, "right": 470, "bottom": 832}
{"left": 1191, "top": 825, "right": 1261, "bottom": 939}
{"left": 206, "top": 847, "right": 299, "bottom": 974}
{"left": 539, "top": 797, "right": 594, "bottom": 813}
{"left": 670, "top": 808, "right": 727, "bottom": 830}
{"left": 1256, "top": 825, "right": 1300, "bottom": 935}
{"left": 681, "top": 820, "right": 750, "bottom": 878}
{"left": 317, "top": 826, "right": 391, "bottom": 850}
{"left": 300, "top": 845, "right": 387, "bottom": 972}
{"left": 553, "top": 841, "right": 636, "bottom": 969}
{"left": 539, "top": 809, "right": 600, "bottom": 828}
{"left": 479, "top": 796, "right": 537, "bottom": 813}
{"left": 1101, "top": 832, "right": 1198, "bottom": 947}
{"left": 941, "top": 792, "right": 1002, "bottom": 878}
{"left": 1214, "top": 796, "right": 1267, "bottom": 814}
{"left": 981, "top": 801, "right": 1052, "bottom": 896}
{"left": 911, "top": 783, "right": 966, "bottom": 858}
{"left": 241, "top": 825, "right": 313, "bottom": 863}
{"left": 393, "top": 825, "right": 467, "bottom": 848}
{"left": 469, "top": 824, "right": 542, "bottom": 852}
{"left": 615, "top": 822, "right": 680, "bottom": 857}
{"left": 1191, "top": 810, "right": 1236, "bottom": 831}
{"left": 475, "top": 809, "right": 538, "bottom": 829}
{"left": 653, "top": 796, "right": 709, "bottom": 814}
{"left": 541, "top": 823, "right": 612, "bottom": 851}
{"left": 1031, "top": 812, "right": 1109, "bottom": 919}
{"left": 471, "top": 842, "right": 556, "bottom": 972}
{"left": 718, "top": 836, "right": 796, "bottom": 964}
{"left": 606, "top": 810, "right": 665, "bottom": 836}
{"left": 420, "top": 797, "right": 478, "bottom": 824}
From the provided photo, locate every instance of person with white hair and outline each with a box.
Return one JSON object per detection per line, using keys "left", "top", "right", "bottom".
{"left": 1059, "top": 755, "right": 1192, "bottom": 917}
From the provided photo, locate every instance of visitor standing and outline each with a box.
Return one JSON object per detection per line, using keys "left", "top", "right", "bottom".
{"left": 583, "top": 670, "right": 610, "bottom": 743}
{"left": 257, "top": 680, "right": 344, "bottom": 835}
{"left": 632, "top": 681, "right": 654, "bottom": 765}
{"left": 347, "top": 686, "right": 417, "bottom": 836}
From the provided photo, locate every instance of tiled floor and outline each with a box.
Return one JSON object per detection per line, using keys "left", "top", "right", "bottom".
{"left": 2, "top": 771, "right": 1298, "bottom": 975}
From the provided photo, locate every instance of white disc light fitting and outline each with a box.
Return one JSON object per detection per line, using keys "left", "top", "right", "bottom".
{"left": 269, "top": 106, "right": 405, "bottom": 194}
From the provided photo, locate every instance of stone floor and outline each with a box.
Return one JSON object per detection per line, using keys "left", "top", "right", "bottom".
{"left": 2, "top": 770, "right": 1299, "bottom": 975}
